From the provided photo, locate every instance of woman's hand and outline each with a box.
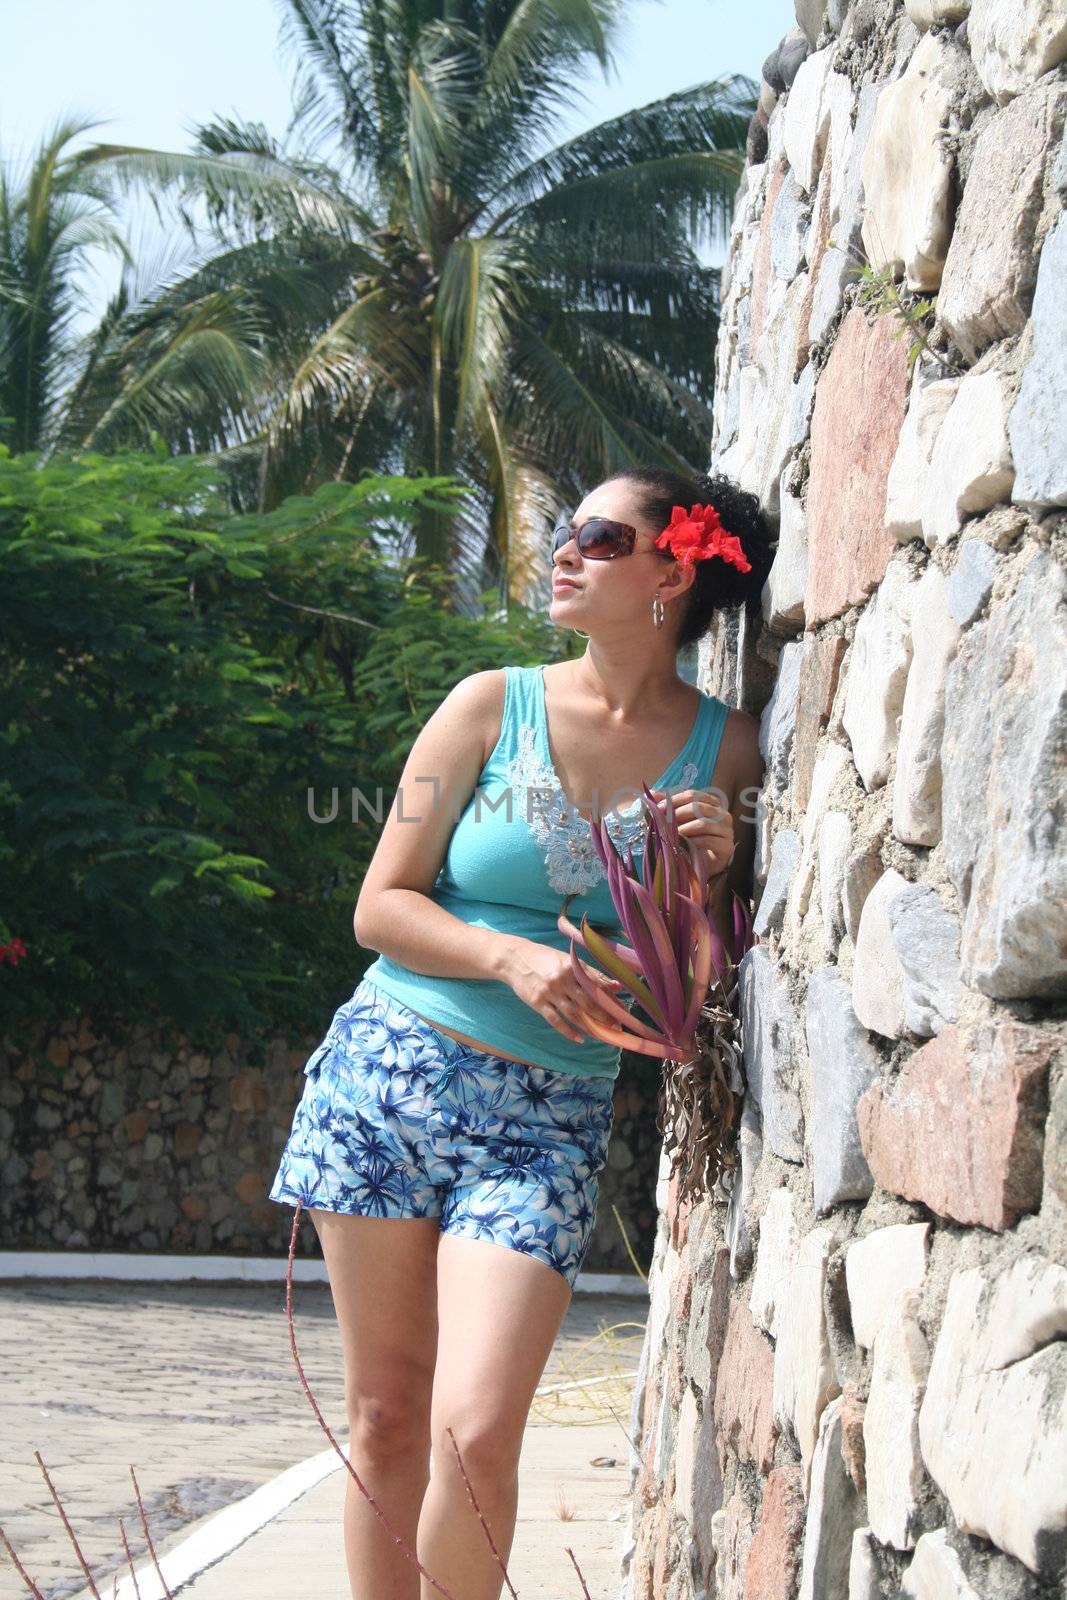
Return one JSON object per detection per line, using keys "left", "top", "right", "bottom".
{"left": 506, "top": 940, "right": 627, "bottom": 1044}
{"left": 648, "top": 786, "right": 735, "bottom": 892}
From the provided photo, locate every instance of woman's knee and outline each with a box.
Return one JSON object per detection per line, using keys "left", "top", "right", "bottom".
{"left": 431, "top": 1414, "right": 522, "bottom": 1484}
{"left": 347, "top": 1381, "right": 432, "bottom": 1463}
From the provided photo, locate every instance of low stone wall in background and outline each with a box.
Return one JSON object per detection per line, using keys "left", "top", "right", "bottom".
{"left": 622, "top": 0, "right": 1067, "bottom": 1596}
{"left": 0, "top": 1015, "right": 661, "bottom": 1273}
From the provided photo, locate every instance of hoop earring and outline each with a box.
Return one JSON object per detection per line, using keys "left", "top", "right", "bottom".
{"left": 651, "top": 593, "right": 665, "bottom": 630}
{"left": 571, "top": 627, "right": 590, "bottom": 639}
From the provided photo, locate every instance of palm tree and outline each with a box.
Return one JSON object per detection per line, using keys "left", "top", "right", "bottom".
{"left": 0, "top": 119, "right": 131, "bottom": 454}
{"left": 27, "top": 4, "right": 757, "bottom": 599}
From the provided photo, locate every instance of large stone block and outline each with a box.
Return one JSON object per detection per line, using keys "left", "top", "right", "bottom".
{"left": 885, "top": 365, "right": 960, "bottom": 544}
{"left": 806, "top": 967, "right": 881, "bottom": 1210}
{"left": 784, "top": 45, "right": 834, "bottom": 193}
{"left": 773, "top": 1222, "right": 842, "bottom": 1495}
{"left": 1009, "top": 214, "right": 1067, "bottom": 510}
{"left": 798, "top": 1397, "right": 866, "bottom": 1600}
{"left": 906, "top": 0, "right": 970, "bottom": 24}
{"left": 886, "top": 884, "right": 963, "bottom": 1037}
{"left": 938, "top": 79, "right": 1067, "bottom": 362}
{"left": 863, "top": 1293, "right": 931, "bottom": 1550}
{"left": 857, "top": 1021, "right": 1056, "bottom": 1229}
{"left": 788, "top": 742, "right": 851, "bottom": 935}
{"left": 968, "top": 0, "right": 1067, "bottom": 103}
{"left": 754, "top": 827, "right": 802, "bottom": 939}
{"left": 921, "top": 367, "right": 1015, "bottom": 547}
{"left": 860, "top": 34, "right": 960, "bottom": 291}
{"left": 806, "top": 309, "right": 912, "bottom": 624}
{"left": 892, "top": 566, "right": 961, "bottom": 845}
{"left": 917, "top": 1255, "right": 1067, "bottom": 1574}
{"left": 817, "top": 809, "right": 850, "bottom": 953}
{"left": 794, "top": 633, "right": 846, "bottom": 807}
{"left": 944, "top": 537, "right": 995, "bottom": 628}
{"left": 842, "top": 561, "right": 917, "bottom": 790}
{"left": 750, "top": 1185, "right": 801, "bottom": 1339}
{"left": 740, "top": 948, "right": 806, "bottom": 1162}
{"left": 763, "top": 480, "right": 808, "bottom": 634}
{"left": 845, "top": 1222, "right": 932, "bottom": 1352}
{"left": 744, "top": 1464, "right": 806, "bottom": 1600}
{"left": 760, "top": 639, "right": 804, "bottom": 794}
{"left": 900, "top": 1529, "right": 985, "bottom": 1600}
{"left": 942, "top": 552, "right": 1067, "bottom": 997}
{"left": 852, "top": 869, "right": 911, "bottom": 1039}
{"left": 717, "top": 1490, "right": 756, "bottom": 1600}
{"left": 713, "top": 1297, "right": 778, "bottom": 1473}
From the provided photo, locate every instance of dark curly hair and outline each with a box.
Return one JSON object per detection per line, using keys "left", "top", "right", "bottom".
{"left": 606, "top": 467, "right": 774, "bottom": 649}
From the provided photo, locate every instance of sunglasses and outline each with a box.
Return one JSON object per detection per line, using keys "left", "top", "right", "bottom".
{"left": 551, "top": 509, "right": 668, "bottom": 562}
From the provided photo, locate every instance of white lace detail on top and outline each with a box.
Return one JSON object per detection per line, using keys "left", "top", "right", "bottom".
{"left": 504, "top": 722, "right": 700, "bottom": 897}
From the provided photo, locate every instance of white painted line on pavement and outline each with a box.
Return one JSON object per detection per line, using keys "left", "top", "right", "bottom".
{"left": 0, "top": 1251, "right": 648, "bottom": 1295}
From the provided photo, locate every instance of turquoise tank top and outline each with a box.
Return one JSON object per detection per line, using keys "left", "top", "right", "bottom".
{"left": 362, "top": 664, "right": 730, "bottom": 1079}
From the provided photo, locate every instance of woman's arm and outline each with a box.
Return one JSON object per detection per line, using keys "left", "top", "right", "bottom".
{"left": 354, "top": 670, "right": 517, "bottom": 981}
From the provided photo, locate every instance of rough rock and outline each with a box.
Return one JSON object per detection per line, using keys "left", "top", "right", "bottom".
{"left": 863, "top": 1293, "right": 931, "bottom": 1550}
{"left": 818, "top": 810, "right": 851, "bottom": 952}
{"left": 860, "top": 34, "right": 959, "bottom": 290}
{"left": 848, "top": 1528, "right": 883, "bottom": 1600}
{"left": 795, "top": 634, "right": 846, "bottom": 807}
{"left": 937, "top": 79, "right": 1067, "bottom": 362}
{"left": 763, "top": 481, "right": 808, "bottom": 633}
{"left": 760, "top": 640, "right": 803, "bottom": 793}
{"left": 921, "top": 367, "right": 1016, "bottom": 547}
{"left": 886, "top": 885, "right": 963, "bottom": 1037}
{"left": 740, "top": 949, "right": 806, "bottom": 1163}
{"left": 713, "top": 1298, "right": 778, "bottom": 1472}
{"left": 852, "top": 869, "right": 911, "bottom": 1039}
{"left": 806, "top": 309, "right": 912, "bottom": 623}
{"left": 1009, "top": 215, "right": 1067, "bottom": 510}
{"left": 885, "top": 366, "right": 960, "bottom": 544}
{"left": 968, "top": 0, "right": 1067, "bottom": 103}
{"left": 673, "top": 1387, "right": 717, "bottom": 1529}
{"left": 725, "top": 1098, "right": 763, "bottom": 1279}
{"left": 857, "top": 1021, "right": 1056, "bottom": 1229}
{"left": 773, "top": 1222, "right": 842, "bottom": 1495}
{"left": 754, "top": 828, "right": 802, "bottom": 938}
{"left": 784, "top": 46, "right": 834, "bottom": 193}
{"left": 892, "top": 565, "right": 961, "bottom": 845}
{"left": 942, "top": 552, "right": 1067, "bottom": 998}
{"left": 787, "top": 742, "right": 851, "bottom": 935}
{"left": 797, "top": 1397, "right": 866, "bottom": 1600}
{"left": 843, "top": 562, "right": 917, "bottom": 790}
{"left": 845, "top": 1222, "right": 932, "bottom": 1351}
{"left": 750, "top": 1186, "right": 802, "bottom": 1339}
{"left": 806, "top": 967, "right": 881, "bottom": 1210}
{"left": 842, "top": 845, "right": 883, "bottom": 944}
{"left": 917, "top": 1255, "right": 1067, "bottom": 1574}
{"left": 771, "top": 167, "right": 809, "bottom": 280}
{"left": 944, "top": 538, "right": 995, "bottom": 627}
{"left": 901, "top": 1529, "right": 984, "bottom": 1599}
{"left": 906, "top": 0, "right": 971, "bottom": 24}
{"left": 744, "top": 1464, "right": 806, "bottom": 1600}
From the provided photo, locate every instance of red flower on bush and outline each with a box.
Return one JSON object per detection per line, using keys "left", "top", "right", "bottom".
{"left": 0, "top": 938, "right": 27, "bottom": 967}
{"left": 653, "top": 502, "right": 752, "bottom": 572}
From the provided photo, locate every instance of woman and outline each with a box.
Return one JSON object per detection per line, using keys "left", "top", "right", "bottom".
{"left": 268, "top": 465, "right": 771, "bottom": 1600}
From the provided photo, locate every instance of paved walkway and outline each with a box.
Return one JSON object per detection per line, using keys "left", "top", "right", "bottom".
{"left": 1, "top": 1277, "right": 646, "bottom": 1600}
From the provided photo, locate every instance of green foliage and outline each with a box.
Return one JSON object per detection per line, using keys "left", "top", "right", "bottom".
{"left": 35, "top": 1, "right": 755, "bottom": 599}
{"left": 828, "top": 235, "right": 952, "bottom": 374}
{"left": 0, "top": 450, "right": 568, "bottom": 1048}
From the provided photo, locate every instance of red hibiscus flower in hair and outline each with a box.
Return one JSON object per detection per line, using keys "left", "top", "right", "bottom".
{"left": 654, "top": 503, "right": 752, "bottom": 573}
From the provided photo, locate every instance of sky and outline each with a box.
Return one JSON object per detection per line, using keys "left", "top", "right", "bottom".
{"left": 0, "top": 0, "right": 794, "bottom": 306}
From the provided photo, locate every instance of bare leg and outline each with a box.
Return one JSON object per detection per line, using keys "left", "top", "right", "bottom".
{"left": 310, "top": 1209, "right": 441, "bottom": 1600}
{"left": 417, "top": 1234, "right": 573, "bottom": 1600}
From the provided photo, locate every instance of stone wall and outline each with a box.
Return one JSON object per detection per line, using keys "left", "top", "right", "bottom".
{"left": 0, "top": 1015, "right": 661, "bottom": 1273}
{"left": 621, "top": 3, "right": 1066, "bottom": 1597}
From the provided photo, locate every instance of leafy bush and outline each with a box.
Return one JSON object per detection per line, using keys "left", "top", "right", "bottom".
{"left": 0, "top": 450, "right": 568, "bottom": 1049}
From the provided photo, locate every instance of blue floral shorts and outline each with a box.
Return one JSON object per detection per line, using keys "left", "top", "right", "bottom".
{"left": 268, "top": 978, "right": 616, "bottom": 1288}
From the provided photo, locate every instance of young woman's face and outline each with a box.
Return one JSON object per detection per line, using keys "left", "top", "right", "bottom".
{"left": 548, "top": 480, "right": 692, "bottom": 638}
